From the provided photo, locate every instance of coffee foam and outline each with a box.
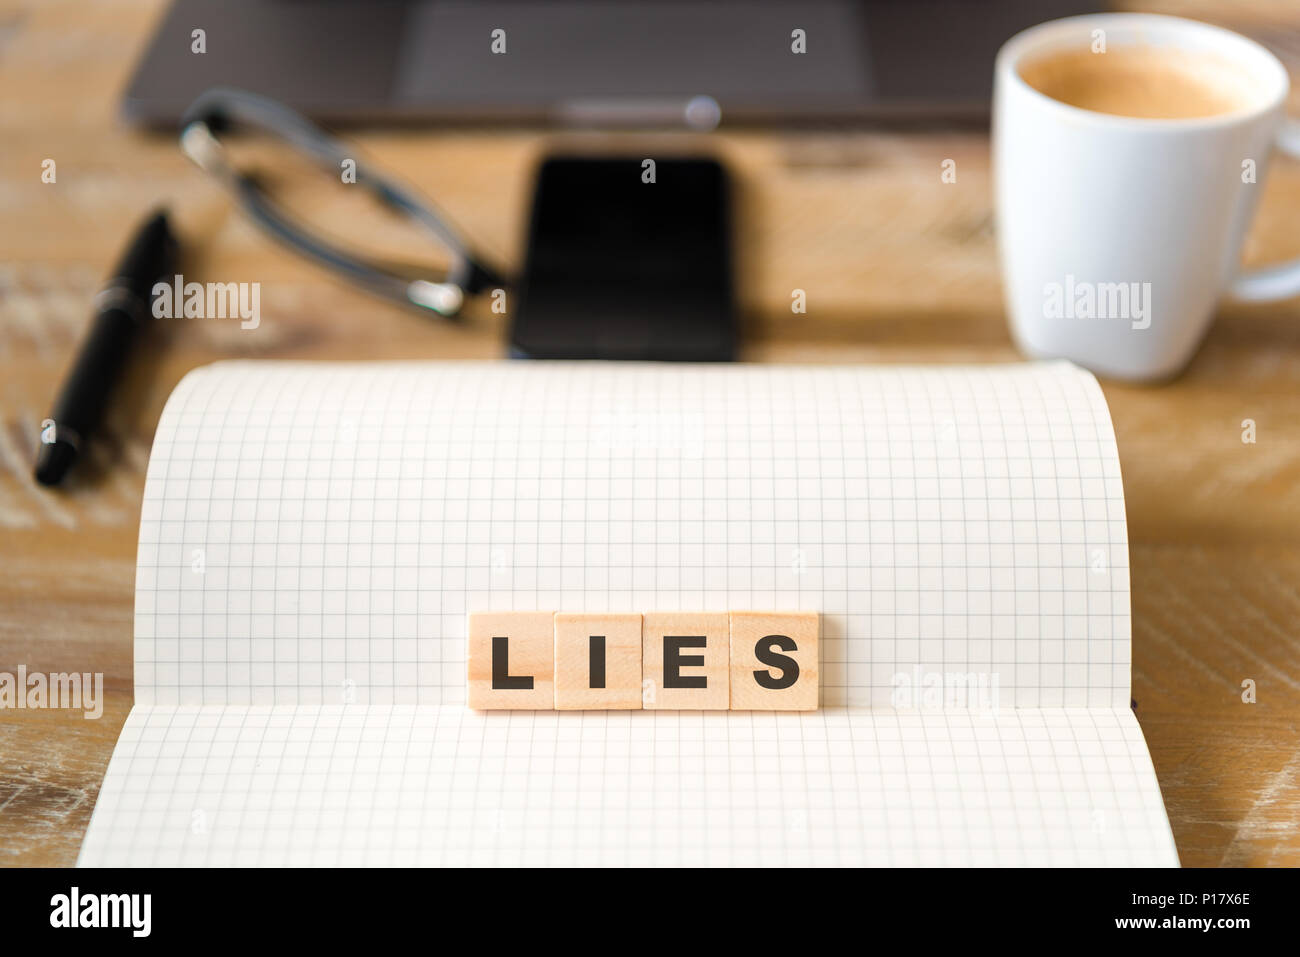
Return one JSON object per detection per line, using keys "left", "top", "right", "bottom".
{"left": 1018, "top": 44, "right": 1261, "bottom": 120}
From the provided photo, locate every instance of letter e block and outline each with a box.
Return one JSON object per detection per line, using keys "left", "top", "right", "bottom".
{"left": 642, "top": 612, "right": 729, "bottom": 710}
{"left": 555, "top": 613, "right": 642, "bottom": 710}
{"left": 467, "top": 611, "right": 555, "bottom": 710}
{"left": 729, "top": 611, "right": 819, "bottom": 711}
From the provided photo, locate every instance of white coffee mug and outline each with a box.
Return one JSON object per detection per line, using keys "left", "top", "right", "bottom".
{"left": 994, "top": 13, "right": 1300, "bottom": 381}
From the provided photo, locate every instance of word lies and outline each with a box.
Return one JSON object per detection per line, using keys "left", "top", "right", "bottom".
{"left": 468, "top": 610, "right": 818, "bottom": 711}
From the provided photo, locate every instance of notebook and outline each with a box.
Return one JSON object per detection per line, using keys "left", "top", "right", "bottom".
{"left": 79, "top": 360, "right": 1177, "bottom": 866}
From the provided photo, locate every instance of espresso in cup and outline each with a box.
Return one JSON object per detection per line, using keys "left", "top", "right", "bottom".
{"left": 995, "top": 14, "right": 1300, "bottom": 381}
{"left": 1018, "top": 44, "right": 1259, "bottom": 119}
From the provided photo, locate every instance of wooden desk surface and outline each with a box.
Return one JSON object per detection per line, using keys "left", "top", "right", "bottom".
{"left": 2, "top": 0, "right": 1299, "bottom": 867}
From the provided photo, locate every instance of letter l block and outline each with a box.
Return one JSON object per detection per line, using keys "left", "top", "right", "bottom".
{"left": 467, "top": 611, "right": 556, "bottom": 709}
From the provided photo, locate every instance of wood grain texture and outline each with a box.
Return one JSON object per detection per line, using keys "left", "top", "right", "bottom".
{"left": 729, "top": 611, "right": 820, "bottom": 711}
{"left": 642, "top": 612, "right": 730, "bottom": 710}
{"left": 553, "top": 613, "right": 642, "bottom": 710}
{"left": 2, "top": 0, "right": 1299, "bottom": 865}
{"left": 466, "top": 611, "right": 556, "bottom": 710}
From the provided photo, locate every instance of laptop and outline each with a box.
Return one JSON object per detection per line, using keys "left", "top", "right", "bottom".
{"left": 123, "top": 0, "right": 1100, "bottom": 128}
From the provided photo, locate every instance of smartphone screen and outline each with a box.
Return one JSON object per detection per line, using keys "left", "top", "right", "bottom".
{"left": 509, "top": 156, "right": 735, "bottom": 361}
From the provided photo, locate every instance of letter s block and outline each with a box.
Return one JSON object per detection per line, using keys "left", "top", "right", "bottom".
{"left": 729, "top": 611, "right": 819, "bottom": 710}
{"left": 467, "top": 611, "right": 556, "bottom": 709}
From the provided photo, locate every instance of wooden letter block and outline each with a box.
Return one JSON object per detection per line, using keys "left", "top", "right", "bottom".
{"left": 642, "top": 612, "right": 729, "bottom": 710}
{"left": 729, "top": 611, "right": 819, "bottom": 711}
{"left": 467, "top": 611, "right": 556, "bottom": 710}
{"left": 554, "top": 613, "right": 643, "bottom": 710}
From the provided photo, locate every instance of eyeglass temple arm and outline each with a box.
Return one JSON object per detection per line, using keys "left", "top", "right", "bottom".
{"left": 180, "top": 88, "right": 508, "bottom": 313}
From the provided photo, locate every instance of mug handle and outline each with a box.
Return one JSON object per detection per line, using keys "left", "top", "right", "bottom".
{"left": 1230, "top": 118, "right": 1300, "bottom": 302}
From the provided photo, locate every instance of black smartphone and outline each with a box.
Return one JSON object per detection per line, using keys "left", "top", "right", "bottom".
{"left": 509, "top": 156, "right": 735, "bottom": 361}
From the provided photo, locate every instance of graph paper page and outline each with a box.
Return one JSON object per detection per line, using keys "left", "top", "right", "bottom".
{"left": 79, "top": 361, "right": 1177, "bottom": 866}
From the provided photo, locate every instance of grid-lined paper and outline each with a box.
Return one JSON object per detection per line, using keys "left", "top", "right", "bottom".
{"left": 79, "top": 361, "right": 1177, "bottom": 866}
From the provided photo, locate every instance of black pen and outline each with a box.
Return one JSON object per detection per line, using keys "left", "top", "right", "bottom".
{"left": 34, "top": 209, "right": 179, "bottom": 486}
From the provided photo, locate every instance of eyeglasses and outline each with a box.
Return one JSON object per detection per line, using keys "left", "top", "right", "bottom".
{"left": 179, "top": 87, "right": 505, "bottom": 318}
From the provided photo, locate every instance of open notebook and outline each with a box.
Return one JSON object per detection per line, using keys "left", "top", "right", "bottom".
{"left": 79, "top": 361, "right": 1177, "bottom": 866}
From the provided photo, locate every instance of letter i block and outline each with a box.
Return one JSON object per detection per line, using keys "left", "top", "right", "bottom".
{"left": 642, "top": 612, "right": 729, "bottom": 710}
{"left": 554, "top": 613, "right": 643, "bottom": 710}
{"left": 729, "top": 611, "right": 819, "bottom": 711}
{"left": 467, "top": 611, "right": 556, "bottom": 710}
